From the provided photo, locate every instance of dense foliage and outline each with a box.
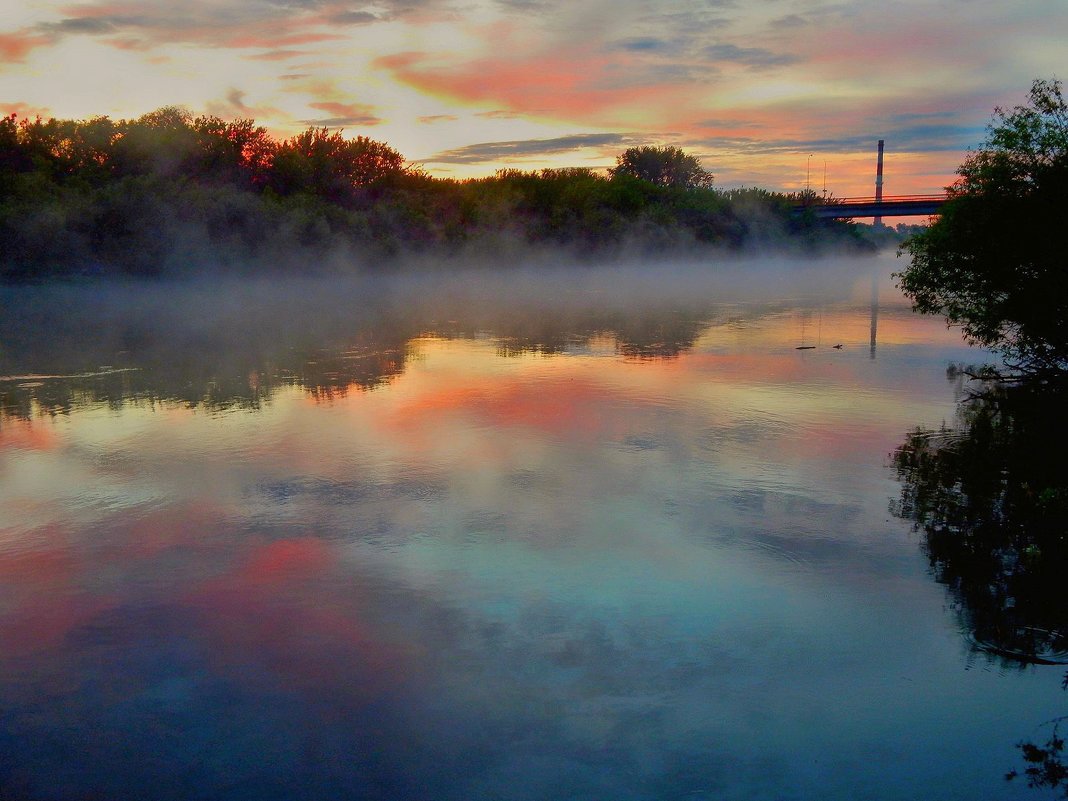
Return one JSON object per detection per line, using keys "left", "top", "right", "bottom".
{"left": 898, "top": 79, "right": 1068, "bottom": 378}
{"left": 609, "top": 145, "right": 715, "bottom": 189}
{"left": 0, "top": 107, "right": 869, "bottom": 279}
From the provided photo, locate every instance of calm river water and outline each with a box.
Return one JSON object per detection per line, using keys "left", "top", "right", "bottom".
{"left": 0, "top": 255, "right": 1063, "bottom": 800}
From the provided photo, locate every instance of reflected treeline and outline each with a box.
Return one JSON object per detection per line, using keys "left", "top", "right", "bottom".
{"left": 0, "top": 348, "right": 412, "bottom": 419}
{"left": 0, "top": 275, "right": 762, "bottom": 420}
{"left": 0, "top": 284, "right": 411, "bottom": 417}
{"left": 492, "top": 308, "right": 707, "bottom": 359}
{"left": 892, "top": 378, "right": 1068, "bottom": 667}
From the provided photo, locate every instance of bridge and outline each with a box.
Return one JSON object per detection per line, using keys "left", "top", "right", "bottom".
{"left": 790, "top": 140, "right": 948, "bottom": 222}
{"left": 796, "top": 194, "right": 948, "bottom": 219}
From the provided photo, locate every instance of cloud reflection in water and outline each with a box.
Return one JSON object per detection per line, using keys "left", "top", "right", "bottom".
{"left": 0, "top": 259, "right": 1049, "bottom": 800}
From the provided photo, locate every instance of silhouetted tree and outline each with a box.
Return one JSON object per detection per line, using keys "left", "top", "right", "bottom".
{"left": 110, "top": 106, "right": 200, "bottom": 178}
{"left": 269, "top": 128, "right": 404, "bottom": 202}
{"left": 0, "top": 113, "right": 25, "bottom": 182}
{"left": 191, "top": 115, "right": 275, "bottom": 189}
{"left": 898, "top": 79, "right": 1068, "bottom": 378}
{"left": 610, "top": 146, "right": 714, "bottom": 189}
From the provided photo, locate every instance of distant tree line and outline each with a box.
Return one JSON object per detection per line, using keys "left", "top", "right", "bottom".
{"left": 0, "top": 106, "right": 872, "bottom": 280}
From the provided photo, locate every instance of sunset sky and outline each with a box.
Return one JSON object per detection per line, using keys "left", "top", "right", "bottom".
{"left": 1, "top": 0, "right": 1064, "bottom": 194}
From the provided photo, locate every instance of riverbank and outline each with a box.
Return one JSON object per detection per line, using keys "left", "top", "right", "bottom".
{"left": 0, "top": 109, "right": 911, "bottom": 281}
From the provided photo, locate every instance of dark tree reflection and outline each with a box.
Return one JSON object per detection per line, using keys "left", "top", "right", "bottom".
{"left": 892, "top": 379, "right": 1068, "bottom": 795}
{"left": 893, "top": 380, "right": 1068, "bottom": 664}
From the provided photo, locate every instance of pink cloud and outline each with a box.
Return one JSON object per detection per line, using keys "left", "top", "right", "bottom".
{"left": 375, "top": 49, "right": 687, "bottom": 125}
{"left": 244, "top": 49, "right": 311, "bottom": 62}
{"left": 308, "top": 101, "right": 378, "bottom": 119}
{"left": 0, "top": 30, "right": 55, "bottom": 62}
{"left": 222, "top": 30, "right": 345, "bottom": 49}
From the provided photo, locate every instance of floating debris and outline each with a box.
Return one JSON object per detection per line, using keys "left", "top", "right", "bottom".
{"left": 0, "top": 367, "right": 140, "bottom": 382}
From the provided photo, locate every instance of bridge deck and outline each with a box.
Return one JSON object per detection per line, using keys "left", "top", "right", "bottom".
{"left": 795, "top": 194, "right": 947, "bottom": 219}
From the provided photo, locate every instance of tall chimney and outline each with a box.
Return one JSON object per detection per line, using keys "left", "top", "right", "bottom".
{"left": 874, "top": 139, "right": 885, "bottom": 228}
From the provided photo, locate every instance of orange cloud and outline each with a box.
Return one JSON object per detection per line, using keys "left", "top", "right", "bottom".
{"left": 99, "top": 36, "right": 151, "bottom": 51}
{"left": 375, "top": 49, "right": 683, "bottom": 124}
{"left": 0, "top": 30, "right": 54, "bottom": 62}
{"left": 223, "top": 30, "right": 345, "bottom": 49}
{"left": 307, "top": 101, "right": 381, "bottom": 124}
{"left": 0, "top": 101, "right": 51, "bottom": 118}
{"left": 244, "top": 49, "right": 311, "bottom": 61}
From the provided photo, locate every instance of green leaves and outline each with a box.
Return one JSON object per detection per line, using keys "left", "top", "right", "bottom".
{"left": 609, "top": 146, "right": 714, "bottom": 189}
{"left": 898, "top": 79, "right": 1068, "bottom": 377}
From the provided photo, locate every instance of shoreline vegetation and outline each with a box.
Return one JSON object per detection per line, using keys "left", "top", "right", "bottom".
{"left": 897, "top": 78, "right": 1067, "bottom": 381}
{"left": 0, "top": 107, "right": 910, "bottom": 281}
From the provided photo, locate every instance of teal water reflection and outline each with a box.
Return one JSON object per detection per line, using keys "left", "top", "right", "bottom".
{"left": 1, "top": 257, "right": 1062, "bottom": 800}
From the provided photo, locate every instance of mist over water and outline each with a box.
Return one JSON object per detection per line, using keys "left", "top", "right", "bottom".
{"left": 1, "top": 254, "right": 889, "bottom": 383}
{"left": 0, "top": 254, "right": 1058, "bottom": 801}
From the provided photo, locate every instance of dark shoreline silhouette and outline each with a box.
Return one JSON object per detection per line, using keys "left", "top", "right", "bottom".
{"left": 0, "top": 108, "right": 906, "bottom": 282}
